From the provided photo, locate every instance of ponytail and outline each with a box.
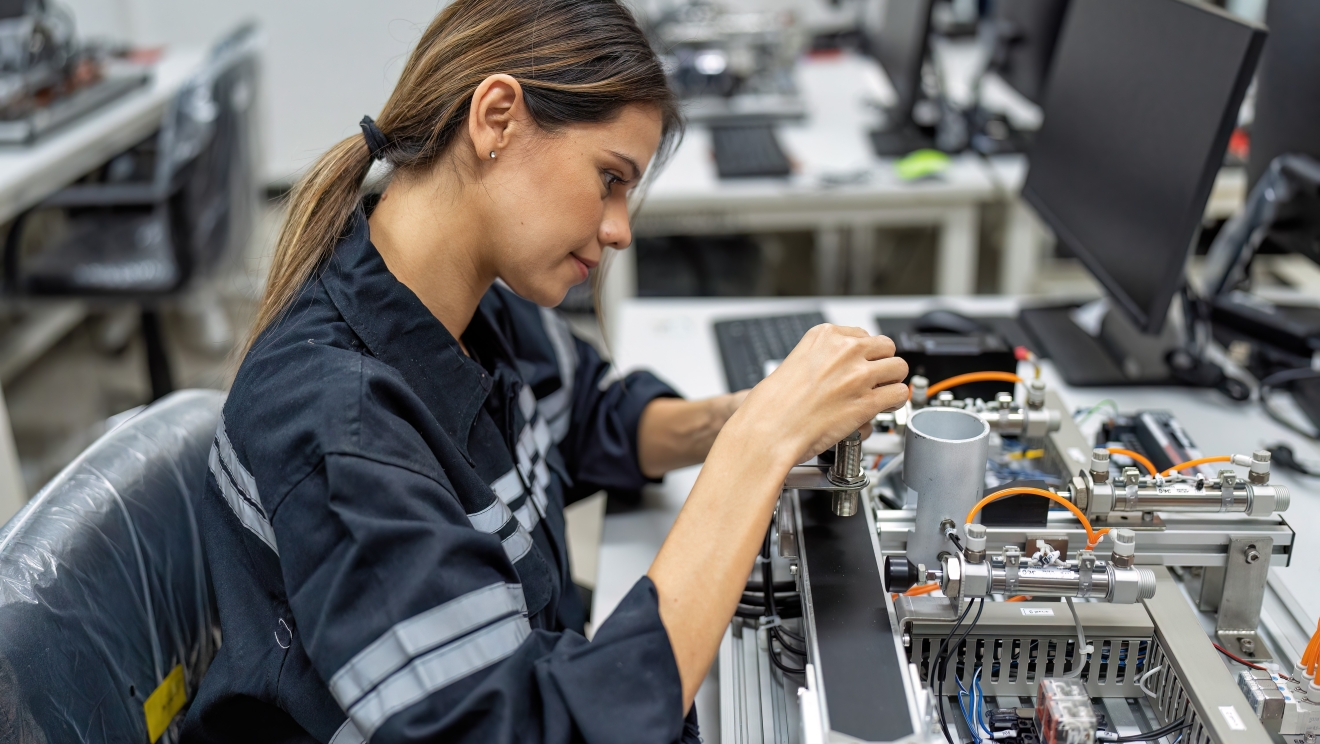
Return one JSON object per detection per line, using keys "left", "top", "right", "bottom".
{"left": 241, "top": 0, "right": 679, "bottom": 361}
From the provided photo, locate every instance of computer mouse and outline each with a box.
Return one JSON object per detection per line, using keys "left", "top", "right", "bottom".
{"left": 912, "top": 309, "right": 984, "bottom": 335}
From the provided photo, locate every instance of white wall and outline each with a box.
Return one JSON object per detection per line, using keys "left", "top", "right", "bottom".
{"left": 64, "top": 0, "right": 450, "bottom": 185}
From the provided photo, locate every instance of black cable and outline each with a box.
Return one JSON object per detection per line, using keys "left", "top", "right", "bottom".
{"left": 1259, "top": 368, "right": 1320, "bottom": 440}
{"left": 772, "top": 626, "right": 806, "bottom": 655}
{"left": 1267, "top": 443, "right": 1320, "bottom": 476}
{"left": 931, "top": 599, "right": 979, "bottom": 744}
{"left": 775, "top": 625, "right": 805, "bottom": 644}
{"left": 1109, "top": 717, "right": 1192, "bottom": 742}
{"left": 761, "top": 527, "right": 805, "bottom": 675}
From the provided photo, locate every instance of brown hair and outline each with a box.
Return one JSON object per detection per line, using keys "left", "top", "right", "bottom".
{"left": 246, "top": 0, "right": 680, "bottom": 355}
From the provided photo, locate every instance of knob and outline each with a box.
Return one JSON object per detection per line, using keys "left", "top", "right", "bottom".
{"left": 884, "top": 556, "right": 919, "bottom": 593}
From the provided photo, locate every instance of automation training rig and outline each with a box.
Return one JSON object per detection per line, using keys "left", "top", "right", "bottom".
{"left": 722, "top": 370, "right": 1315, "bottom": 744}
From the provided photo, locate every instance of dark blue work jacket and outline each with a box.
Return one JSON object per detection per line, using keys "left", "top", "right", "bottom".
{"left": 183, "top": 206, "right": 698, "bottom": 743}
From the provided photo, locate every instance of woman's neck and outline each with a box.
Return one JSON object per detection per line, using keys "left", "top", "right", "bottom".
{"left": 366, "top": 170, "right": 495, "bottom": 345}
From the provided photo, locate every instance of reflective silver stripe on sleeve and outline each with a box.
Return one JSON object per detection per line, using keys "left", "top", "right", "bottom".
{"left": 208, "top": 420, "right": 278, "bottom": 555}
{"left": 329, "top": 718, "right": 365, "bottom": 744}
{"left": 502, "top": 525, "right": 534, "bottom": 563}
{"left": 348, "top": 614, "right": 531, "bottom": 738}
{"left": 512, "top": 500, "right": 540, "bottom": 532}
{"left": 466, "top": 498, "right": 513, "bottom": 534}
{"left": 328, "top": 583, "right": 526, "bottom": 711}
{"left": 489, "top": 467, "right": 523, "bottom": 504}
{"left": 538, "top": 387, "right": 571, "bottom": 443}
{"left": 518, "top": 385, "right": 537, "bottom": 420}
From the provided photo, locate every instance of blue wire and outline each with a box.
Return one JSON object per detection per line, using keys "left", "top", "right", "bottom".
{"left": 956, "top": 673, "right": 980, "bottom": 743}
{"left": 974, "top": 668, "right": 992, "bottom": 735}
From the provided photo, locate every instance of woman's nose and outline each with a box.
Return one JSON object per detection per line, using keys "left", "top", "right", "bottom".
{"left": 599, "top": 199, "right": 633, "bottom": 250}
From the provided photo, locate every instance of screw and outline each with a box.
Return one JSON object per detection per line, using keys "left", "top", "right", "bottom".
{"left": 1244, "top": 545, "right": 1262, "bottom": 564}
{"left": 789, "top": 563, "right": 798, "bottom": 576}
{"left": 1239, "top": 637, "right": 1256, "bottom": 655}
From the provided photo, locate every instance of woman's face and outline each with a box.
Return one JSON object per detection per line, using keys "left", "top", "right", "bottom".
{"left": 479, "top": 104, "right": 664, "bottom": 307}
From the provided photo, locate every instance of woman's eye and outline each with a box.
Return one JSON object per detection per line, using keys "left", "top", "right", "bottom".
{"left": 602, "top": 172, "right": 625, "bottom": 191}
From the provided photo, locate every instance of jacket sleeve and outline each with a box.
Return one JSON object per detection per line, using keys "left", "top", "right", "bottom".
{"left": 556, "top": 335, "right": 680, "bottom": 502}
{"left": 274, "top": 450, "right": 690, "bottom": 744}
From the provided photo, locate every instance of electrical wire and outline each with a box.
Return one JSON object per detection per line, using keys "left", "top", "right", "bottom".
{"left": 1137, "top": 665, "right": 1163, "bottom": 698}
{"left": 1107, "top": 717, "right": 1192, "bottom": 743}
{"left": 1063, "top": 597, "right": 1088, "bottom": 679}
{"left": 1258, "top": 368, "right": 1320, "bottom": 440}
{"left": 939, "top": 599, "right": 988, "bottom": 744}
{"left": 1212, "top": 642, "right": 1270, "bottom": 672}
{"left": 1075, "top": 399, "right": 1120, "bottom": 426}
{"left": 965, "top": 487, "right": 1111, "bottom": 550}
{"left": 932, "top": 600, "right": 978, "bottom": 744}
{"left": 758, "top": 528, "right": 805, "bottom": 676}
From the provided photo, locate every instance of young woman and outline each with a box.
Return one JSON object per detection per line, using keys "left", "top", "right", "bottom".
{"left": 184, "top": 1, "right": 908, "bottom": 742}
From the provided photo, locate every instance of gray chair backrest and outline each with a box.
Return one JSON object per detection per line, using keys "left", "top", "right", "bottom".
{"left": 0, "top": 389, "right": 225, "bottom": 744}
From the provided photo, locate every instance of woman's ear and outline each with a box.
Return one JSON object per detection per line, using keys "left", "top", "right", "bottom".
{"left": 468, "top": 74, "right": 526, "bottom": 161}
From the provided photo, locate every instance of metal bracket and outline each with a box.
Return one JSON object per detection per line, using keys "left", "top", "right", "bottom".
{"left": 1215, "top": 535, "right": 1273, "bottom": 660}
{"left": 1220, "top": 471, "right": 1237, "bottom": 513}
{"left": 1077, "top": 550, "right": 1096, "bottom": 598}
{"left": 1003, "top": 546, "right": 1021, "bottom": 594}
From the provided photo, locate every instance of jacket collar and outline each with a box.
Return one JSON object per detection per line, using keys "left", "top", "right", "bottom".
{"left": 320, "top": 207, "right": 503, "bottom": 453}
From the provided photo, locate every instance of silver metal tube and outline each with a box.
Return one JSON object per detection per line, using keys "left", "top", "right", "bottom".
{"left": 905, "top": 408, "right": 990, "bottom": 568}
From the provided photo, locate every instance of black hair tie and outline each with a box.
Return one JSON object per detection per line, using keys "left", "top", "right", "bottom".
{"left": 359, "top": 116, "right": 389, "bottom": 160}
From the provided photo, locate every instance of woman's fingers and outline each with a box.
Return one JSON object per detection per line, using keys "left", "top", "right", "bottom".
{"left": 870, "top": 381, "right": 911, "bottom": 413}
{"left": 858, "top": 333, "right": 897, "bottom": 361}
{"left": 869, "top": 356, "right": 909, "bottom": 387}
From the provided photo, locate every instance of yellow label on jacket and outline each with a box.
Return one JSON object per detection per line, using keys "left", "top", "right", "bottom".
{"left": 143, "top": 664, "right": 187, "bottom": 743}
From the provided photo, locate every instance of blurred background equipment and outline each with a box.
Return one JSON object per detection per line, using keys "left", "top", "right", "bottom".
{"left": 0, "top": 0, "right": 148, "bottom": 144}
{"left": 1016, "top": 0, "right": 1265, "bottom": 389}
{"left": 4, "top": 23, "right": 259, "bottom": 400}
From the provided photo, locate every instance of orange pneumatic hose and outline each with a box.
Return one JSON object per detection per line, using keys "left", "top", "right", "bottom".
{"left": 924, "top": 371, "right": 1024, "bottom": 398}
{"left": 1161, "top": 455, "right": 1232, "bottom": 477}
{"left": 1106, "top": 448, "right": 1158, "bottom": 477}
{"left": 966, "top": 487, "right": 1111, "bottom": 550}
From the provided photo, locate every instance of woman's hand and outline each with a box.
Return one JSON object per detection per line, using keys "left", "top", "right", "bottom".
{"left": 647, "top": 323, "right": 907, "bottom": 711}
{"left": 725, "top": 324, "right": 909, "bottom": 469}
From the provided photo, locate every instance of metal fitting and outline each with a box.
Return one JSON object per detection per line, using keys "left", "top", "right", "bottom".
{"left": 1090, "top": 448, "right": 1111, "bottom": 484}
{"left": 829, "top": 431, "right": 866, "bottom": 516}
{"left": 1110, "top": 528, "right": 1136, "bottom": 568}
{"left": 995, "top": 392, "right": 1014, "bottom": 408}
{"left": 963, "top": 523, "right": 987, "bottom": 563}
{"left": 1027, "top": 379, "right": 1046, "bottom": 410}
{"left": 1249, "top": 450, "right": 1271, "bottom": 485}
{"left": 910, "top": 375, "right": 929, "bottom": 408}
{"left": 1245, "top": 483, "right": 1290, "bottom": 516}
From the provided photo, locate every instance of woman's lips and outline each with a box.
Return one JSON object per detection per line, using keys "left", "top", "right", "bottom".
{"left": 570, "top": 254, "right": 597, "bottom": 280}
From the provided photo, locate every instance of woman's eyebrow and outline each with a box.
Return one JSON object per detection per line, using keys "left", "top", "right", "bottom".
{"left": 608, "top": 150, "right": 643, "bottom": 181}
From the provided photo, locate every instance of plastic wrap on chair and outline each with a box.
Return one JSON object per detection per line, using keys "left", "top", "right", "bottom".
{"left": 0, "top": 390, "right": 225, "bottom": 744}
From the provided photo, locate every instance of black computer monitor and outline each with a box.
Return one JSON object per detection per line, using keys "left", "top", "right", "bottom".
{"left": 990, "top": 0, "right": 1070, "bottom": 105}
{"left": 865, "top": 0, "right": 934, "bottom": 130}
{"left": 1246, "top": 0, "right": 1320, "bottom": 191}
{"left": 1022, "top": 0, "right": 1265, "bottom": 335}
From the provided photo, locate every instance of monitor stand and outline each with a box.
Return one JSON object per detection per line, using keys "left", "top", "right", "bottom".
{"left": 1018, "top": 299, "right": 1181, "bottom": 386}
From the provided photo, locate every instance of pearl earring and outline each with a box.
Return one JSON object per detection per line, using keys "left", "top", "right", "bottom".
{"left": 489, "top": 150, "right": 497, "bottom": 159}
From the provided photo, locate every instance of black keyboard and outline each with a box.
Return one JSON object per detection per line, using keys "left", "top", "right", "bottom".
{"left": 714, "top": 312, "right": 827, "bottom": 392}
{"left": 710, "top": 124, "right": 792, "bottom": 179}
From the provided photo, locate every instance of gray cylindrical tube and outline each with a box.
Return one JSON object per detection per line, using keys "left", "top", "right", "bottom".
{"left": 904, "top": 407, "right": 990, "bottom": 568}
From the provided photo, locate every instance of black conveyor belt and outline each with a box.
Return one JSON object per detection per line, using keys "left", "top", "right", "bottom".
{"left": 799, "top": 490, "right": 915, "bottom": 742}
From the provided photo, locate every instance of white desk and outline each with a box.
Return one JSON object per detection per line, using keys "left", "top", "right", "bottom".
{"left": 0, "top": 47, "right": 208, "bottom": 523}
{"left": 594, "top": 296, "right": 1320, "bottom": 739}
{"left": 602, "top": 52, "right": 1000, "bottom": 340}
{"left": 0, "top": 49, "right": 207, "bottom": 225}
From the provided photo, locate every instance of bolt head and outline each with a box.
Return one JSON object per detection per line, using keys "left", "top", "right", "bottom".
{"left": 1244, "top": 546, "right": 1262, "bottom": 564}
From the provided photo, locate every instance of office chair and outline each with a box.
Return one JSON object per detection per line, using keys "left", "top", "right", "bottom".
{"left": 2, "top": 24, "right": 260, "bottom": 400}
{"left": 0, "top": 389, "right": 224, "bottom": 743}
